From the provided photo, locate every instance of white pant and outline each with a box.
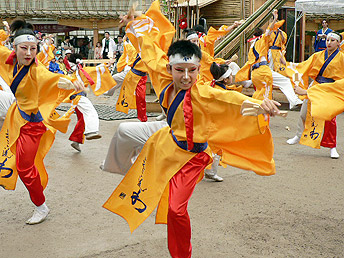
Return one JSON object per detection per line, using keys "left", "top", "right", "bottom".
{"left": 105, "top": 66, "right": 131, "bottom": 96}
{"left": 0, "top": 91, "right": 15, "bottom": 129}
{"left": 295, "top": 99, "right": 308, "bottom": 138}
{"left": 271, "top": 70, "right": 303, "bottom": 109}
{"left": 102, "top": 120, "right": 168, "bottom": 175}
{"left": 77, "top": 96, "right": 99, "bottom": 134}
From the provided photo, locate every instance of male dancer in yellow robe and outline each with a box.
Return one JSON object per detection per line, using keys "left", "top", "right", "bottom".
{"left": 103, "top": 2, "right": 282, "bottom": 257}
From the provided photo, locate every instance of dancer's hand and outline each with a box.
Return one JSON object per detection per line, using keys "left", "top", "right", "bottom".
{"left": 261, "top": 99, "right": 281, "bottom": 120}
{"left": 73, "top": 79, "right": 85, "bottom": 92}
{"left": 294, "top": 84, "right": 307, "bottom": 95}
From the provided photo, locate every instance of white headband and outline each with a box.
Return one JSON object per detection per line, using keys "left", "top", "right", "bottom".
{"left": 216, "top": 67, "right": 233, "bottom": 82}
{"left": 327, "top": 32, "right": 341, "bottom": 42}
{"left": 169, "top": 53, "right": 200, "bottom": 65}
{"left": 14, "top": 34, "right": 38, "bottom": 45}
{"left": 186, "top": 33, "right": 198, "bottom": 40}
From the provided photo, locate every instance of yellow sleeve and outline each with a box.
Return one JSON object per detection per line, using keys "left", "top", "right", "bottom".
{"left": 308, "top": 78, "right": 344, "bottom": 120}
{"left": 125, "top": 0, "right": 175, "bottom": 95}
{"left": 202, "top": 26, "right": 229, "bottom": 56}
{"left": 196, "top": 83, "right": 275, "bottom": 176}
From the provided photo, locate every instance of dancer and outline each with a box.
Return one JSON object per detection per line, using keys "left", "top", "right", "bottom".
{"left": 0, "top": 19, "right": 84, "bottom": 224}
{"left": 285, "top": 32, "right": 344, "bottom": 159}
{"left": 115, "top": 43, "right": 149, "bottom": 122}
{"left": 103, "top": 2, "right": 281, "bottom": 258}
{"left": 236, "top": 10, "right": 280, "bottom": 101}
{"left": 64, "top": 53, "right": 116, "bottom": 151}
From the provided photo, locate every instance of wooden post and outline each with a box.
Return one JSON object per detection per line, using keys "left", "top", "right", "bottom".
{"left": 186, "top": 0, "right": 191, "bottom": 28}
{"left": 301, "top": 13, "right": 306, "bottom": 61}
{"left": 239, "top": 0, "right": 245, "bottom": 66}
{"left": 92, "top": 20, "right": 99, "bottom": 52}
{"left": 196, "top": 0, "right": 199, "bottom": 25}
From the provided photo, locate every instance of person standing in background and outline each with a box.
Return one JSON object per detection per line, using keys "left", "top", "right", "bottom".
{"left": 94, "top": 42, "right": 102, "bottom": 59}
{"left": 61, "top": 36, "right": 73, "bottom": 57}
{"left": 314, "top": 19, "right": 332, "bottom": 52}
{"left": 101, "top": 32, "right": 116, "bottom": 59}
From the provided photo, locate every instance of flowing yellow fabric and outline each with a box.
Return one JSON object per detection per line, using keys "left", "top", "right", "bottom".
{"left": 104, "top": 0, "right": 275, "bottom": 233}
{"left": 37, "top": 43, "right": 56, "bottom": 67}
{"left": 307, "top": 78, "right": 344, "bottom": 121}
{"left": 0, "top": 45, "right": 75, "bottom": 190}
{"left": 81, "top": 65, "right": 117, "bottom": 96}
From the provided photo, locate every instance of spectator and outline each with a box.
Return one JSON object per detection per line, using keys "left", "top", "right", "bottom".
{"left": 314, "top": 19, "right": 332, "bottom": 52}
{"left": 55, "top": 50, "right": 62, "bottom": 60}
{"left": 94, "top": 42, "right": 102, "bottom": 59}
{"left": 48, "top": 58, "right": 63, "bottom": 74}
{"left": 57, "top": 56, "right": 67, "bottom": 74}
{"left": 101, "top": 31, "right": 116, "bottom": 59}
{"left": 61, "top": 35, "right": 73, "bottom": 56}
{"left": 114, "top": 34, "right": 124, "bottom": 62}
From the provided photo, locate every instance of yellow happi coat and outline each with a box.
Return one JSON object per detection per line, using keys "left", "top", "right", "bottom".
{"left": 288, "top": 48, "right": 344, "bottom": 148}
{"left": 268, "top": 21, "right": 287, "bottom": 72}
{"left": 37, "top": 43, "right": 56, "bottom": 67}
{"left": 340, "top": 32, "right": 344, "bottom": 52}
{"left": 116, "top": 43, "right": 149, "bottom": 114}
{"left": 103, "top": 0, "right": 275, "bottom": 233}
{"left": 0, "top": 46, "right": 75, "bottom": 190}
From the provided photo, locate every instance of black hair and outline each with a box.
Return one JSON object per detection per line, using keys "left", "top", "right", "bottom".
{"left": 185, "top": 29, "right": 197, "bottom": 38}
{"left": 193, "top": 24, "right": 206, "bottom": 34}
{"left": 65, "top": 36, "right": 70, "bottom": 40}
{"left": 253, "top": 27, "right": 263, "bottom": 37}
{"left": 104, "top": 31, "right": 110, "bottom": 35}
{"left": 68, "top": 53, "right": 83, "bottom": 64}
{"left": 322, "top": 19, "right": 328, "bottom": 23}
{"left": 210, "top": 62, "right": 229, "bottom": 81}
{"left": 117, "top": 34, "right": 124, "bottom": 38}
{"left": 41, "top": 33, "right": 46, "bottom": 37}
{"left": 167, "top": 40, "right": 202, "bottom": 60}
{"left": 10, "top": 19, "right": 35, "bottom": 38}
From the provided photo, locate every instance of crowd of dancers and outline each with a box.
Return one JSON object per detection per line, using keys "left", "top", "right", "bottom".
{"left": 1, "top": 1, "right": 344, "bottom": 257}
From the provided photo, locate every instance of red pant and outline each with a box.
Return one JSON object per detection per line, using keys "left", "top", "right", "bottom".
{"left": 69, "top": 107, "right": 85, "bottom": 144}
{"left": 16, "top": 122, "right": 46, "bottom": 206}
{"left": 168, "top": 152, "right": 210, "bottom": 258}
{"left": 135, "top": 75, "right": 147, "bottom": 122}
{"left": 321, "top": 117, "right": 336, "bottom": 148}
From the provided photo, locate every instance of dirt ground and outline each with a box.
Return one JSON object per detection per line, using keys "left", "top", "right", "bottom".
{"left": 1, "top": 109, "right": 343, "bottom": 258}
